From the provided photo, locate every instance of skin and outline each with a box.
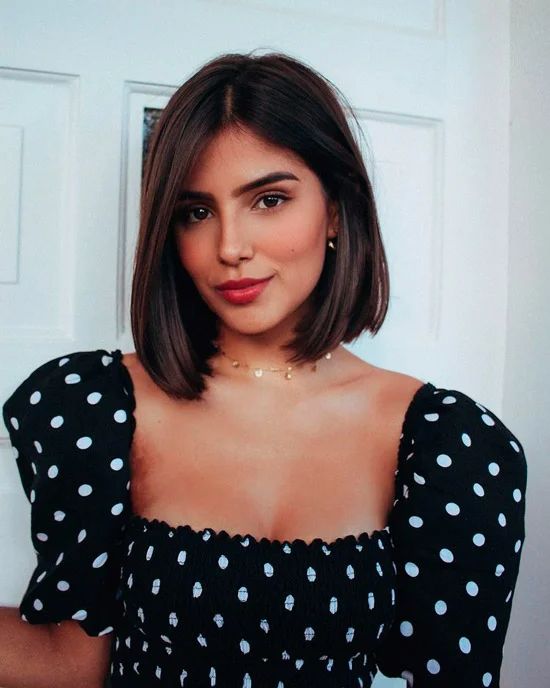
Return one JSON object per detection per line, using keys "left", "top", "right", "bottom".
{"left": 123, "top": 125, "right": 425, "bottom": 543}
{"left": 172, "top": 124, "right": 339, "bottom": 385}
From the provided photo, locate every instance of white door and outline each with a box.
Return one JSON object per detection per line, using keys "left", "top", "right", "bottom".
{"left": 0, "top": 2, "right": 513, "bottom": 686}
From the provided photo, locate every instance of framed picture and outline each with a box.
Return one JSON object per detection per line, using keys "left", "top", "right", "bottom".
{"left": 119, "top": 81, "right": 175, "bottom": 339}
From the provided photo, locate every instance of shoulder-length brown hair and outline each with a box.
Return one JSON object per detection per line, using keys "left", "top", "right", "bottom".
{"left": 131, "top": 50, "right": 389, "bottom": 400}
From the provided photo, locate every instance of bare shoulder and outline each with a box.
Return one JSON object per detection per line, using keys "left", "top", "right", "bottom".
{"left": 337, "top": 350, "right": 427, "bottom": 444}
{"left": 336, "top": 346, "right": 425, "bottom": 403}
{"left": 369, "top": 365, "right": 426, "bottom": 406}
{"left": 120, "top": 351, "right": 164, "bottom": 400}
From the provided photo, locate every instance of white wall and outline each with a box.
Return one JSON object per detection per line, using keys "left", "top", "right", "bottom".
{"left": 504, "top": 0, "right": 550, "bottom": 685}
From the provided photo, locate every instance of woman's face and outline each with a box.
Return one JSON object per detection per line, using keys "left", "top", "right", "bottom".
{"left": 172, "top": 126, "right": 338, "bottom": 338}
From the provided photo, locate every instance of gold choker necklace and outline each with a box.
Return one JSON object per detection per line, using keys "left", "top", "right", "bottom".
{"left": 213, "top": 343, "right": 333, "bottom": 380}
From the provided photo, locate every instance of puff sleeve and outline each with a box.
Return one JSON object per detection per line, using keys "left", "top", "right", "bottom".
{"left": 374, "top": 384, "right": 527, "bottom": 687}
{"left": 1, "top": 349, "right": 135, "bottom": 637}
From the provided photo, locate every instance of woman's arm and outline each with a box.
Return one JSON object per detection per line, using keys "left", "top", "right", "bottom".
{"left": 0, "top": 607, "right": 111, "bottom": 688}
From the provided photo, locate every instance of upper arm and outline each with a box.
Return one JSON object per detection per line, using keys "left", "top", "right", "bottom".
{"left": 50, "top": 621, "right": 113, "bottom": 687}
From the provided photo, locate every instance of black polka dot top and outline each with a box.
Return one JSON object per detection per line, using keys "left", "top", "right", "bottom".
{"left": 1, "top": 349, "right": 527, "bottom": 688}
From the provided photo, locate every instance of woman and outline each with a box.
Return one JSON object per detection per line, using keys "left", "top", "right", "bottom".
{"left": 1, "top": 51, "right": 527, "bottom": 688}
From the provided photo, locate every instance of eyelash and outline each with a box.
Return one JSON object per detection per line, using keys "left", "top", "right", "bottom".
{"left": 173, "top": 193, "right": 290, "bottom": 226}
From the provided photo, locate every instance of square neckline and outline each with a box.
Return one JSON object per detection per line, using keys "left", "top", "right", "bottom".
{"left": 109, "top": 348, "right": 435, "bottom": 550}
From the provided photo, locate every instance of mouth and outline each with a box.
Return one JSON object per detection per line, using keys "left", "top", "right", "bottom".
{"left": 215, "top": 276, "right": 273, "bottom": 305}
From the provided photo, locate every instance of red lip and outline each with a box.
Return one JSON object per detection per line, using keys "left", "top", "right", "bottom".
{"left": 216, "top": 276, "right": 273, "bottom": 305}
{"left": 216, "top": 276, "right": 272, "bottom": 290}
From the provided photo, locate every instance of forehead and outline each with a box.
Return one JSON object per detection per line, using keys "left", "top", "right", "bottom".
{"left": 186, "top": 126, "right": 306, "bottom": 182}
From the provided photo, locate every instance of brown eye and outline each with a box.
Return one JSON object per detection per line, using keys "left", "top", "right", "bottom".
{"left": 173, "top": 205, "right": 211, "bottom": 226}
{"left": 256, "top": 193, "right": 288, "bottom": 210}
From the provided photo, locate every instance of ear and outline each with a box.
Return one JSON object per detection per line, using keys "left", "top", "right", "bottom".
{"left": 327, "top": 199, "right": 340, "bottom": 238}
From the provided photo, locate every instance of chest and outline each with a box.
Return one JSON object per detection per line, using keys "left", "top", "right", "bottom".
{"left": 127, "top": 375, "right": 402, "bottom": 544}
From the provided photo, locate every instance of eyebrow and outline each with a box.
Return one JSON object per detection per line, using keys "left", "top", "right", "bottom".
{"left": 177, "top": 171, "right": 300, "bottom": 202}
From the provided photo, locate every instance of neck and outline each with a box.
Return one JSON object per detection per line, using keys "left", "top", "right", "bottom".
{"left": 209, "top": 329, "right": 336, "bottom": 386}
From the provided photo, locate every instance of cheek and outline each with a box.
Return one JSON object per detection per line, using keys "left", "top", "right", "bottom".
{"left": 174, "top": 233, "right": 207, "bottom": 280}
{"left": 265, "top": 211, "right": 325, "bottom": 262}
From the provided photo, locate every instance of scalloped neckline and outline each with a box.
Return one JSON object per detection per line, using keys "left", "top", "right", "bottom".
{"left": 127, "top": 513, "right": 391, "bottom": 549}
{"left": 110, "top": 348, "right": 435, "bottom": 550}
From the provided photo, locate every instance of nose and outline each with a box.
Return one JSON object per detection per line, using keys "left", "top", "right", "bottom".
{"left": 216, "top": 214, "right": 253, "bottom": 265}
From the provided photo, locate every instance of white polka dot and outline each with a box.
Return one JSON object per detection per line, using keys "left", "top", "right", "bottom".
{"left": 98, "top": 626, "right": 114, "bottom": 636}
{"left": 483, "top": 672, "right": 493, "bottom": 686}
{"left": 424, "top": 413, "right": 439, "bottom": 422}
{"left": 64, "top": 373, "right": 81, "bottom": 384}
{"left": 93, "top": 552, "right": 109, "bottom": 568}
{"left": 404, "top": 562, "right": 419, "bottom": 577}
{"left": 513, "top": 489, "right": 522, "bottom": 502}
{"left": 110, "top": 458, "right": 124, "bottom": 471}
{"left": 461, "top": 433, "right": 472, "bottom": 447}
{"left": 408, "top": 516, "right": 423, "bottom": 528}
{"left": 36, "top": 532, "right": 48, "bottom": 542}
{"left": 495, "top": 564, "right": 505, "bottom": 576}
{"left": 445, "top": 502, "right": 460, "bottom": 516}
{"left": 481, "top": 413, "right": 495, "bottom": 426}
{"left": 514, "top": 539, "right": 522, "bottom": 553}
{"left": 56, "top": 552, "right": 64, "bottom": 565}
{"left": 78, "top": 529, "right": 87, "bottom": 542}
{"left": 47, "top": 465, "right": 59, "bottom": 479}
{"left": 54, "top": 510, "right": 66, "bottom": 521}
{"left": 466, "top": 581, "right": 479, "bottom": 596}
{"left": 427, "top": 659, "right": 440, "bottom": 674}
{"left": 50, "top": 415, "right": 64, "bottom": 428}
{"left": 57, "top": 580, "right": 70, "bottom": 591}
{"left": 33, "top": 599, "right": 43, "bottom": 611}
{"left": 218, "top": 554, "right": 229, "bottom": 570}
{"left": 30, "top": 489, "right": 36, "bottom": 503}
{"left": 488, "top": 616, "right": 497, "bottom": 631}
{"left": 78, "top": 484, "right": 93, "bottom": 497}
{"left": 114, "top": 409, "right": 127, "bottom": 423}
{"left": 473, "top": 483, "right": 485, "bottom": 497}
{"left": 459, "top": 636, "right": 471, "bottom": 653}
{"left": 440, "top": 548, "right": 454, "bottom": 563}
{"left": 304, "top": 627, "right": 315, "bottom": 642}
{"left": 498, "top": 512, "right": 507, "bottom": 527}
{"left": 510, "top": 440, "right": 520, "bottom": 453}
{"left": 434, "top": 600, "right": 447, "bottom": 615}
{"left": 76, "top": 436, "right": 92, "bottom": 450}
{"left": 488, "top": 462, "right": 500, "bottom": 476}
{"left": 87, "top": 392, "right": 102, "bottom": 405}
{"left": 36, "top": 571, "right": 46, "bottom": 583}
{"left": 72, "top": 609, "right": 88, "bottom": 621}
{"left": 101, "top": 355, "right": 113, "bottom": 366}
{"left": 31, "top": 462, "right": 37, "bottom": 474}
{"left": 10, "top": 417, "right": 19, "bottom": 430}
{"left": 58, "top": 357, "right": 70, "bottom": 366}
{"left": 436, "top": 454, "right": 452, "bottom": 468}
{"left": 33, "top": 441, "right": 42, "bottom": 454}
{"left": 442, "top": 395, "right": 456, "bottom": 404}
{"left": 111, "top": 503, "right": 124, "bottom": 516}
{"left": 30, "top": 391, "right": 41, "bottom": 405}
{"left": 413, "top": 472, "right": 426, "bottom": 485}
{"left": 506, "top": 590, "right": 512, "bottom": 603}
{"left": 473, "top": 533, "right": 485, "bottom": 546}
{"left": 400, "top": 621, "right": 413, "bottom": 637}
